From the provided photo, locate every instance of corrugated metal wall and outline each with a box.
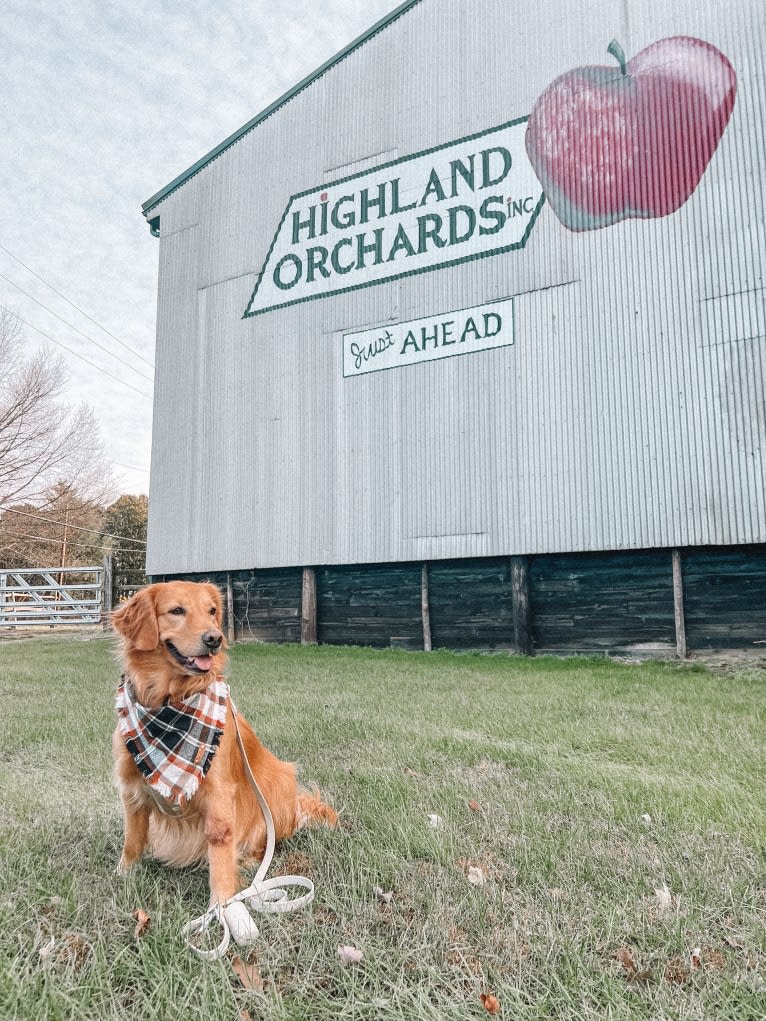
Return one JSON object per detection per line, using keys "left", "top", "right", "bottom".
{"left": 146, "top": 0, "right": 765, "bottom": 576}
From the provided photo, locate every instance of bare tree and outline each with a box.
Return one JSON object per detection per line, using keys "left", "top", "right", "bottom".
{"left": 0, "top": 308, "right": 114, "bottom": 507}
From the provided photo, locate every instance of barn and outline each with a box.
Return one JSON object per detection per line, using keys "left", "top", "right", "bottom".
{"left": 141, "top": 0, "right": 766, "bottom": 656}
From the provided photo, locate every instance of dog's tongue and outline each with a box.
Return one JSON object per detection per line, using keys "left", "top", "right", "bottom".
{"left": 192, "top": 655, "right": 213, "bottom": 671}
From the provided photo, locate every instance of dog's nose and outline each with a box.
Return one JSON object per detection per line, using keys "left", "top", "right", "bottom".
{"left": 202, "top": 629, "right": 223, "bottom": 651}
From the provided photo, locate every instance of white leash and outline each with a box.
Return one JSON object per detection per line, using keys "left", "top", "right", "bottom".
{"left": 181, "top": 702, "right": 315, "bottom": 960}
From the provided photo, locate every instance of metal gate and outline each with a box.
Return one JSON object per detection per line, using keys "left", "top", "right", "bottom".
{"left": 0, "top": 566, "right": 104, "bottom": 627}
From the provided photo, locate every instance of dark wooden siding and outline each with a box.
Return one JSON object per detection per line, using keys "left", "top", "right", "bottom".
{"left": 154, "top": 544, "right": 766, "bottom": 656}
{"left": 530, "top": 550, "right": 676, "bottom": 654}
{"left": 230, "top": 568, "right": 302, "bottom": 643}
{"left": 428, "top": 557, "right": 514, "bottom": 651}
{"left": 682, "top": 545, "right": 766, "bottom": 650}
{"left": 316, "top": 563, "right": 423, "bottom": 649}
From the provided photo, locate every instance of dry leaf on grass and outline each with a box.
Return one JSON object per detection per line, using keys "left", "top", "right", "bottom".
{"left": 131, "top": 908, "right": 151, "bottom": 939}
{"left": 232, "top": 955, "right": 264, "bottom": 992}
{"left": 664, "top": 955, "right": 690, "bottom": 985}
{"left": 37, "top": 935, "right": 56, "bottom": 961}
{"left": 372, "top": 885, "right": 393, "bottom": 905}
{"left": 468, "top": 799, "right": 481, "bottom": 813}
{"left": 653, "top": 883, "right": 673, "bottom": 914}
{"left": 690, "top": 947, "right": 702, "bottom": 970}
{"left": 467, "top": 866, "right": 485, "bottom": 887}
{"left": 615, "top": 947, "right": 653, "bottom": 983}
{"left": 615, "top": 947, "right": 638, "bottom": 976}
{"left": 337, "top": 944, "right": 364, "bottom": 966}
{"left": 480, "top": 992, "right": 501, "bottom": 1014}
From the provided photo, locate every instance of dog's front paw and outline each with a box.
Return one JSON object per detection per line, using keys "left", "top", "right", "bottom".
{"left": 115, "top": 855, "right": 136, "bottom": 877}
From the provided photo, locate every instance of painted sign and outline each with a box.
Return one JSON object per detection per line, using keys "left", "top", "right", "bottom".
{"left": 244, "top": 119, "right": 543, "bottom": 317}
{"left": 342, "top": 298, "right": 514, "bottom": 378}
{"left": 525, "top": 36, "right": 736, "bottom": 231}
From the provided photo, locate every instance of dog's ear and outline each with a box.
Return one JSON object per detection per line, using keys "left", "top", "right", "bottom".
{"left": 111, "top": 587, "right": 160, "bottom": 651}
{"left": 204, "top": 583, "right": 223, "bottom": 622}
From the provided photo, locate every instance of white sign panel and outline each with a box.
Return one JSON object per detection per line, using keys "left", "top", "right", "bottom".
{"left": 343, "top": 298, "right": 514, "bottom": 378}
{"left": 244, "top": 118, "right": 543, "bottom": 317}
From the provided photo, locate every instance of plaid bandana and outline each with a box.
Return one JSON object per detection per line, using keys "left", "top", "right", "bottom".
{"left": 116, "top": 675, "right": 230, "bottom": 806}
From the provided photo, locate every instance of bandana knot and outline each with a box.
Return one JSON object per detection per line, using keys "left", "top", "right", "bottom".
{"left": 116, "top": 675, "right": 229, "bottom": 805}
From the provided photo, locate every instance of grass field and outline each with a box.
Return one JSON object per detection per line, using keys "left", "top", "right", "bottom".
{"left": 0, "top": 637, "right": 764, "bottom": 1020}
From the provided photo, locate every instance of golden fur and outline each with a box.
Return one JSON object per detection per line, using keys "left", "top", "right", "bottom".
{"left": 111, "top": 580, "right": 336, "bottom": 905}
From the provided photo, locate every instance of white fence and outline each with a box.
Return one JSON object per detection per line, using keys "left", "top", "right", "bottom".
{"left": 0, "top": 566, "right": 104, "bottom": 627}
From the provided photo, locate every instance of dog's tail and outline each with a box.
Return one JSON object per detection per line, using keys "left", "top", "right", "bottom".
{"left": 296, "top": 785, "right": 338, "bottom": 830}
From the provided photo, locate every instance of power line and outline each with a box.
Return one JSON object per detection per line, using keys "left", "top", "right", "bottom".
{"left": 0, "top": 272, "right": 153, "bottom": 383}
{"left": 0, "top": 505, "right": 147, "bottom": 545}
{"left": 0, "top": 243, "right": 155, "bottom": 369}
{"left": 2, "top": 527, "right": 146, "bottom": 558}
{"left": 114, "top": 461, "right": 150, "bottom": 474}
{"left": 0, "top": 305, "right": 152, "bottom": 401}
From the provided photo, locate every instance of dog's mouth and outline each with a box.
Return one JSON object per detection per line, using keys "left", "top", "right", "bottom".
{"left": 165, "top": 640, "right": 214, "bottom": 674}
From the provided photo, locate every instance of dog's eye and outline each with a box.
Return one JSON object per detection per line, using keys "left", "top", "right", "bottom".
{"left": 209, "top": 607, "right": 217, "bottom": 616}
{"left": 168, "top": 606, "right": 185, "bottom": 616}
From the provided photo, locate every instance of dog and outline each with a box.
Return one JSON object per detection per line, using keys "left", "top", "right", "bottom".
{"left": 111, "top": 580, "right": 336, "bottom": 911}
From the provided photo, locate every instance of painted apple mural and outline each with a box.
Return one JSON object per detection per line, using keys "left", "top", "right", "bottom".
{"left": 525, "top": 36, "right": 737, "bottom": 231}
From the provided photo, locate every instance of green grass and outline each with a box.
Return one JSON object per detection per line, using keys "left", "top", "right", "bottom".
{"left": 0, "top": 637, "right": 764, "bottom": 1020}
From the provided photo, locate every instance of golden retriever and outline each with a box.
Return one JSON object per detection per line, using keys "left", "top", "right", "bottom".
{"left": 111, "top": 580, "right": 336, "bottom": 911}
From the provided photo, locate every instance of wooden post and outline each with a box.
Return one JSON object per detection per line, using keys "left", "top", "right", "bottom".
{"left": 226, "top": 572, "right": 235, "bottom": 645}
{"left": 102, "top": 553, "right": 113, "bottom": 629}
{"left": 511, "top": 555, "right": 533, "bottom": 655}
{"left": 421, "top": 562, "right": 432, "bottom": 652}
{"left": 301, "top": 567, "right": 317, "bottom": 644}
{"left": 672, "top": 548, "right": 687, "bottom": 659}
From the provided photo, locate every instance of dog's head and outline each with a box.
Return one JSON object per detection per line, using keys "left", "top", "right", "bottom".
{"left": 112, "top": 581, "right": 226, "bottom": 700}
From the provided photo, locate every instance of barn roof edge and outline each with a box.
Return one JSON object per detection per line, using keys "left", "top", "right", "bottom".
{"left": 141, "top": 0, "right": 424, "bottom": 222}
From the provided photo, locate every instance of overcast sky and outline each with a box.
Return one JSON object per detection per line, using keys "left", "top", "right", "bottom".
{"left": 0, "top": 0, "right": 404, "bottom": 499}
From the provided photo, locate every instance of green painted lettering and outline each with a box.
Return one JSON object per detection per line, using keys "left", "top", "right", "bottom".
{"left": 387, "top": 223, "right": 416, "bottom": 261}
{"left": 479, "top": 195, "right": 507, "bottom": 235}
{"left": 417, "top": 213, "right": 446, "bottom": 254}
{"left": 331, "top": 194, "right": 356, "bottom": 229}
{"left": 480, "top": 146, "right": 512, "bottom": 188}
{"left": 460, "top": 316, "right": 481, "bottom": 343}
{"left": 355, "top": 229, "right": 385, "bottom": 269}
{"left": 420, "top": 323, "right": 439, "bottom": 349}
{"left": 306, "top": 246, "right": 330, "bottom": 283}
{"left": 448, "top": 205, "right": 476, "bottom": 245}
{"left": 331, "top": 237, "right": 355, "bottom": 275}
{"left": 449, "top": 155, "right": 475, "bottom": 197}
{"left": 420, "top": 168, "right": 447, "bottom": 206}
{"left": 273, "top": 253, "right": 302, "bottom": 290}
{"left": 483, "top": 313, "right": 502, "bottom": 338}
{"left": 291, "top": 205, "right": 316, "bottom": 245}
{"left": 391, "top": 178, "right": 417, "bottom": 213}
{"left": 360, "top": 183, "right": 387, "bottom": 224}
{"left": 400, "top": 330, "right": 420, "bottom": 355}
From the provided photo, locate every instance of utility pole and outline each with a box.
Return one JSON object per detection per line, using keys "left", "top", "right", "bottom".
{"left": 58, "top": 506, "right": 70, "bottom": 590}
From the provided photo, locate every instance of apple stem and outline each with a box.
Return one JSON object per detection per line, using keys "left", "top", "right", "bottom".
{"left": 607, "top": 38, "right": 627, "bottom": 75}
